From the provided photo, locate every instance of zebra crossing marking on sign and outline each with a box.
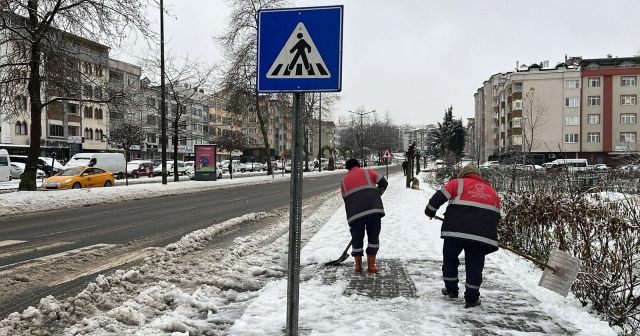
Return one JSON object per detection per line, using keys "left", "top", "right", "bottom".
{"left": 267, "top": 22, "right": 331, "bottom": 79}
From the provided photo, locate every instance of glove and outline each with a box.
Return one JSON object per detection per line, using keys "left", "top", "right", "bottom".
{"left": 378, "top": 187, "right": 386, "bottom": 196}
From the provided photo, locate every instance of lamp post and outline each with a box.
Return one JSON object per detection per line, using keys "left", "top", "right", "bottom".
{"left": 318, "top": 93, "right": 322, "bottom": 172}
{"left": 160, "top": 0, "right": 167, "bottom": 184}
{"left": 348, "top": 109, "right": 375, "bottom": 165}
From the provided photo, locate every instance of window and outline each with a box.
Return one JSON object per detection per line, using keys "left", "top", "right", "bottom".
{"left": 14, "top": 121, "right": 27, "bottom": 135}
{"left": 621, "top": 76, "right": 636, "bottom": 87}
{"left": 147, "top": 115, "right": 156, "bottom": 124}
{"left": 147, "top": 133, "right": 156, "bottom": 143}
{"left": 515, "top": 84, "right": 522, "bottom": 92}
{"left": 620, "top": 61, "right": 635, "bottom": 68}
{"left": 95, "top": 129, "right": 103, "bottom": 141}
{"left": 564, "top": 133, "right": 579, "bottom": 143}
{"left": 621, "top": 95, "right": 636, "bottom": 105}
{"left": 565, "top": 116, "right": 580, "bottom": 125}
{"left": 565, "top": 97, "right": 580, "bottom": 107}
{"left": 621, "top": 113, "right": 636, "bottom": 124}
{"left": 620, "top": 132, "right": 637, "bottom": 143}
{"left": 588, "top": 133, "right": 600, "bottom": 143}
{"left": 95, "top": 88, "right": 102, "bottom": 100}
{"left": 147, "top": 98, "right": 156, "bottom": 108}
{"left": 95, "top": 108, "right": 103, "bottom": 120}
{"left": 83, "top": 107, "right": 93, "bottom": 118}
{"left": 50, "top": 124, "right": 64, "bottom": 137}
{"left": 588, "top": 96, "right": 600, "bottom": 106}
{"left": 588, "top": 77, "right": 600, "bottom": 87}
{"left": 588, "top": 114, "right": 600, "bottom": 124}
{"left": 565, "top": 80, "right": 579, "bottom": 89}
{"left": 84, "top": 128, "right": 93, "bottom": 140}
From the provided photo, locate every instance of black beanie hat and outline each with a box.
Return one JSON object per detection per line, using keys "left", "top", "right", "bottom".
{"left": 345, "top": 159, "right": 360, "bottom": 170}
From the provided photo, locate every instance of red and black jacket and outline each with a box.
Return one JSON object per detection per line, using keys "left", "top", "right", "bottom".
{"left": 424, "top": 174, "right": 501, "bottom": 254}
{"left": 340, "top": 167, "right": 388, "bottom": 225}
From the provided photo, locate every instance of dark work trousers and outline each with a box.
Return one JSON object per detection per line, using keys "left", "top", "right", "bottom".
{"left": 442, "top": 238, "right": 486, "bottom": 303}
{"left": 349, "top": 215, "right": 381, "bottom": 256}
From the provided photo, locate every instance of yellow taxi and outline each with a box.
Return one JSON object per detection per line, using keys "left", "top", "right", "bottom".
{"left": 41, "top": 166, "right": 115, "bottom": 190}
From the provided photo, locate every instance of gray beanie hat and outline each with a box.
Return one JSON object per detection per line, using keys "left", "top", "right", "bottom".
{"left": 458, "top": 164, "right": 481, "bottom": 178}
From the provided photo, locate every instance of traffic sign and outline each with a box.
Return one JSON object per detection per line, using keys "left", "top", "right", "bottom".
{"left": 256, "top": 6, "right": 343, "bottom": 93}
{"left": 382, "top": 148, "right": 393, "bottom": 159}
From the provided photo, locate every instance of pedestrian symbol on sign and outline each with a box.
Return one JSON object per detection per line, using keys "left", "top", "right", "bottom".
{"left": 267, "top": 22, "right": 331, "bottom": 79}
{"left": 382, "top": 149, "right": 393, "bottom": 159}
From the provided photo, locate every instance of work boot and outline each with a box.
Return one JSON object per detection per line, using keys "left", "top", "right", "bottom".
{"left": 441, "top": 288, "right": 458, "bottom": 299}
{"left": 354, "top": 256, "right": 363, "bottom": 274}
{"left": 367, "top": 255, "right": 379, "bottom": 274}
{"left": 465, "top": 299, "right": 482, "bottom": 308}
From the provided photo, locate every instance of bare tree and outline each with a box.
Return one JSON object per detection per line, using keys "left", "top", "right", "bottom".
{"left": 216, "top": 0, "right": 290, "bottom": 175}
{"left": 0, "top": 0, "right": 153, "bottom": 190}
{"left": 107, "top": 121, "right": 146, "bottom": 185}
{"left": 211, "top": 130, "right": 247, "bottom": 179}
{"left": 140, "top": 52, "right": 216, "bottom": 180}
{"left": 521, "top": 87, "right": 548, "bottom": 163}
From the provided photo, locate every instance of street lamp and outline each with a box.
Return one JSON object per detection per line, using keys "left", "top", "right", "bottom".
{"left": 348, "top": 109, "right": 375, "bottom": 165}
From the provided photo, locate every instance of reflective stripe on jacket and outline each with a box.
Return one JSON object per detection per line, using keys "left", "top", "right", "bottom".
{"left": 341, "top": 167, "right": 388, "bottom": 225}
{"left": 424, "top": 174, "right": 500, "bottom": 254}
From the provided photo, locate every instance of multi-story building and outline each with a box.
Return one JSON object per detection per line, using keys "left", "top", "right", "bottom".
{"left": 476, "top": 55, "right": 640, "bottom": 165}
{"left": 307, "top": 119, "right": 337, "bottom": 159}
{"left": 579, "top": 56, "right": 640, "bottom": 164}
{"left": 1, "top": 31, "right": 111, "bottom": 159}
{"left": 475, "top": 58, "right": 582, "bottom": 164}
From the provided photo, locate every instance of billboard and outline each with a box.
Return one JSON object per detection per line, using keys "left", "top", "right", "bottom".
{"left": 194, "top": 144, "right": 217, "bottom": 181}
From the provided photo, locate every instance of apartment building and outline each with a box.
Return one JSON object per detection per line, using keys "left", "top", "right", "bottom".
{"left": 307, "top": 119, "right": 337, "bottom": 159}
{"left": 0, "top": 31, "right": 111, "bottom": 160}
{"left": 475, "top": 58, "right": 583, "bottom": 164}
{"left": 579, "top": 56, "right": 640, "bottom": 164}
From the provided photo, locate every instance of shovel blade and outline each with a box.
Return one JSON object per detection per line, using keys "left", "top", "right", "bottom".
{"left": 538, "top": 249, "right": 581, "bottom": 297}
{"left": 324, "top": 253, "right": 350, "bottom": 266}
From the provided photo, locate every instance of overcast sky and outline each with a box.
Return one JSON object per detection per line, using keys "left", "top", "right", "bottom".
{"left": 114, "top": 0, "right": 640, "bottom": 127}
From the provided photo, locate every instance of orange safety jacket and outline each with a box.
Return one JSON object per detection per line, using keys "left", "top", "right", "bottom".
{"left": 340, "top": 167, "right": 388, "bottom": 225}
{"left": 425, "top": 174, "right": 501, "bottom": 254}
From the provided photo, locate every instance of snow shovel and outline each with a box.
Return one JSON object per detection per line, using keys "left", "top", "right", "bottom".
{"left": 433, "top": 215, "right": 580, "bottom": 297}
{"left": 324, "top": 239, "right": 352, "bottom": 266}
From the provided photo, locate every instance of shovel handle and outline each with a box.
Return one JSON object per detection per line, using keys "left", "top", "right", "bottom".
{"left": 432, "top": 215, "right": 559, "bottom": 273}
{"left": 342, "top": 239, "right": 353, "bottom": 255}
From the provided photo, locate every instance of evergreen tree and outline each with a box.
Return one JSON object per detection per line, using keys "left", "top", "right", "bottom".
{"left": 431, "top": 106, "right": 466, "bottom": 160}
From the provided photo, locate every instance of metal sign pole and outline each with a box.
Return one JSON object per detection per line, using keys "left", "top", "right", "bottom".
{"left": 286, "top": 92, "right": 305, "bottom": 336}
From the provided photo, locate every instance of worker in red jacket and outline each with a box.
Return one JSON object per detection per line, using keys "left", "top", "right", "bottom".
{"left": 340, "top": 158, "right": 388, "bottom": 274}
{"left": 424, "top": 164, "right": 500, "bottom": 308}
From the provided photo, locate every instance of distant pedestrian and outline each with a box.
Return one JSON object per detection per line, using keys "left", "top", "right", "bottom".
{"left": 402, "top": 159, "right": 408, "bottom": 176}
{"left": 228, "top": 161, "right": 233, "bottom": 180}
{"left": 424, "top": 164, "right": 500, "bottom": 308}
{"left": 340, "top": 159, "right": 388, "bottom": 274}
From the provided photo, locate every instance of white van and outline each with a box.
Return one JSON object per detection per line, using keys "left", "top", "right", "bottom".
{"left": 0, "top": 149, "right": 10, "bottom": 182}
{"left": 66, "top": 153, "right": 127, "bottom": 179}
{"left": 549, "top": 159, "right": 589, "bottom": 174}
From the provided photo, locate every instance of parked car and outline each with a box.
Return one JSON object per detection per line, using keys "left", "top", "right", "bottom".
{"left": 41, "top": 166, "right": 115, "bottom": 189}
{"left": 247, "top": 162, "right": 263, "bottom": 172}
{"left": 186, "top": 166, "right": 196, "bottom": 180}
{"left": 10, "top": 162, "right": 46, "bottom": 180}
{"left": 0, "top": 149, "right": 9, "bottom": 182}
{"left": 10, "top": 155, "right": 64, "bottom": 176}
{"left": 221, "top": 160, "right": 247, "bottom": 173}
{"left": 127, "top": 160, "right": 155, "bottom": 178}
{"left": 593, "top": 164, "right": 610, "bottom": 172}
{"left": 153, "top": 160, "right": 187, "bottom": 176}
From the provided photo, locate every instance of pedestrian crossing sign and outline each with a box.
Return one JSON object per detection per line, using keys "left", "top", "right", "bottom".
{"left": 257, "top": 6, "right": 343, "bottom": 93}
{"left": 266, "top": 22, "right": 330, "bottom": 79}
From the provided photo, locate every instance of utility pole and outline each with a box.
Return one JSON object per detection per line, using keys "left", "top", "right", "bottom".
{"left": 348, "top": 109, "right": 375, "bottom": 165}
{"left": 160, "top": 0, "right": 167, "bottom": 184}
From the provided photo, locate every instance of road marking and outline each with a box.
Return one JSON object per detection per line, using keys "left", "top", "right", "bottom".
{"left": 0, "top": 240, "right": 26, "bottom": 248}
{"left": 0, "top": 241, "right": 75, "bottom": 259}
{"left": 32, "top": 224, "right": 102, "bottom": 238}
{"left": 47, "top": 247, "right": 163, "bottom": 287}
{"left": 0, "top": 243, "right": 115, "bottom": 275}
{"left": 100, "top": 205, "right": 151, "bottom": 214}
{"left": 263, "top": 191, "right": 280, "bottom": 196}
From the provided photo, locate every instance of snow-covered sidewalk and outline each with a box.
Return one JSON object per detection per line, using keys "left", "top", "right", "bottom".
{"left": 230, "top": 173, "right": 617, "bottom": 335}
